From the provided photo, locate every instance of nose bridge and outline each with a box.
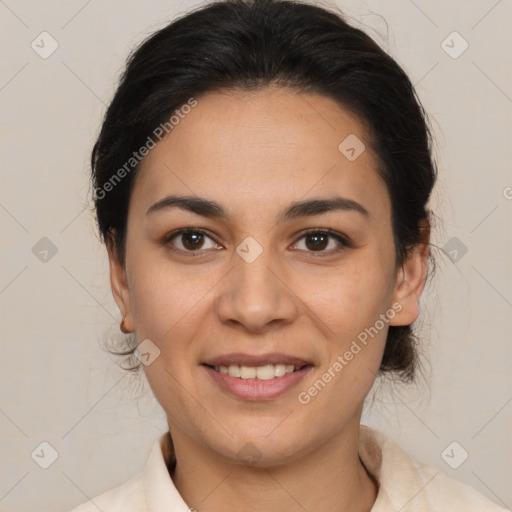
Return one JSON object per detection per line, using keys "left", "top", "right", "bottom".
{"left": 236, "top": 245, "right": 275, "bottom": 293}
{"left": 233, "top": 239, "right": 280, "bottom": 308}
{"left": 215, "top": 237, "right": 298, "bottom": 331}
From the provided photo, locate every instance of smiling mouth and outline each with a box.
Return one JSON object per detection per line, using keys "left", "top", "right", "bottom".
{"left": 204, "top": 363, "right": 311, "bottom": 380}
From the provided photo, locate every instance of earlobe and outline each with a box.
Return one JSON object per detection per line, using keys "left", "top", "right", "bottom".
{"left": 107, "top": 231, "right": 134, "bottom": 333}
{"left": 389, "top": 223, "right": 430, "bottom": 327}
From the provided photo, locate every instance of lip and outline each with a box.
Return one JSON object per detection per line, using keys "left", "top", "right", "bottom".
{"left": 202, "top": 352, "right": 312, "bottom": 368}
{"left": 202, "top": 362, "right": 313, "bottom": 401}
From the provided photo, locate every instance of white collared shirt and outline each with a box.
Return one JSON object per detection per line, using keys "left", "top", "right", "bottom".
{"left": 68, "top": 425, "right": 509, "bottom": 511}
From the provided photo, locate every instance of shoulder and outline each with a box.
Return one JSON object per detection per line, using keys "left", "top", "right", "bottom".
{"left": 67, "top": 471, "right": 145, "bottom": 512}
{"left": 422, "top": 467, "right": 509, "bottom": 511}
{"left": 359, "top": 425, "right": 509, "bottom": 512}
{"left": 66, "top": 431, "right": 179, "bottom": 512}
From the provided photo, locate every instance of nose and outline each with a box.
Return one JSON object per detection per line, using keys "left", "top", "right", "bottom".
{"left": 215, "top": 246, "right": 299, "bottom": 333}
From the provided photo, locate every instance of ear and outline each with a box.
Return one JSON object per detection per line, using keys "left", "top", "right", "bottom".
{"left": 389, "top": 219, "right": 430, "bottom": 327}
{"left": 107, "top": 230, "right": 134, "bottom": 333}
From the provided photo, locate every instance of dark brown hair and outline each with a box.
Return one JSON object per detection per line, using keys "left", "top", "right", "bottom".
{"left": 91, "top": 0, "right": 437, "bottom": 382}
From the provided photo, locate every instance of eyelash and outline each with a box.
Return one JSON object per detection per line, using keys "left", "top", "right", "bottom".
{"left": 163, "top": 228, "right": 352, "bottom": 258}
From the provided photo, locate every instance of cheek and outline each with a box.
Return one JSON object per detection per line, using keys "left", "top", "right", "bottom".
{"left": 127, "top": 246, "right": 219, "bottom": 341}
{"left": 298, "top": 254, "right": 395, "bottom": 336}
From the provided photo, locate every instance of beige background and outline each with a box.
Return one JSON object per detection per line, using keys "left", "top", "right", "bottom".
{"left": 1, "top": 1, "right": 511, "bottom": 511}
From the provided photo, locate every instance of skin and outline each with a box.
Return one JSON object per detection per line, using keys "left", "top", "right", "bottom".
{"left": 108, "top": 85, "right": 430, "bottom": 512}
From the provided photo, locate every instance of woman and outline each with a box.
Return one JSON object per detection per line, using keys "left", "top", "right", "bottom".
{"left": 69, "top": 0, "right": 508, "bottom": 510}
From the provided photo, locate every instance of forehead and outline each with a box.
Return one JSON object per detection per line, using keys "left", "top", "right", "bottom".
{"left": 131, "top": 86, "right": 389, "bottom": 219}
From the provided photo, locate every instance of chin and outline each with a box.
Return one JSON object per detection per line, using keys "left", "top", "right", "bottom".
{"left": 213, "top": 427, "right": 309, "bottom": 468}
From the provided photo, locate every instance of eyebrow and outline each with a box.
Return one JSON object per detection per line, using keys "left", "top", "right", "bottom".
{"left": 146, "top": 194, "right": 370, "bottom": 221}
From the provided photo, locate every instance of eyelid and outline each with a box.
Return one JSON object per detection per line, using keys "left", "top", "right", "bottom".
{"left": 163, "top": 227, "right": 352, "bottom": 257}
{"left": 291, "top": 228, "right": 352, "bottom": 253}
{"left": 164, "top": 227, "right": 220, "bottom": 255}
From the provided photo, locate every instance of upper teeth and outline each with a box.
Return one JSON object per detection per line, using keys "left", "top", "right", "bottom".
{"left": 215, "top": 364, "right": 297, "bottom": 380}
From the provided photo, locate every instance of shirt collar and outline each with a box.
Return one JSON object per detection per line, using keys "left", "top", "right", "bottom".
{"left": 142, "top": 425, "right": 402, "bottom": 511}
{"left": 143, "top": 431, "right": 190, "bottom": 511}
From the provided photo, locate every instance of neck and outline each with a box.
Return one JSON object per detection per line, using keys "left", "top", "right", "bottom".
{"left": 169, "top": 413, "right": 378, "bottom": 512}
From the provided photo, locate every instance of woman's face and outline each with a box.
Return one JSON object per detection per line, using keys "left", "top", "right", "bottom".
{"left": 110, "top": 86, "right": 427, "bottom": 465}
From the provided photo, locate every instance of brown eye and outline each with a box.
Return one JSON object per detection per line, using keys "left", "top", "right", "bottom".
{"left": 293, "top": 229, "right": 351, "bottom": 254}
{"left": 305, "top": 232, "right": 329, "bottom": 251}
{"left": 181, "top": 231, "right": 205, "bottom": 250}
{"left": 166, "top": 229, "right": 221, "bottom": 253}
